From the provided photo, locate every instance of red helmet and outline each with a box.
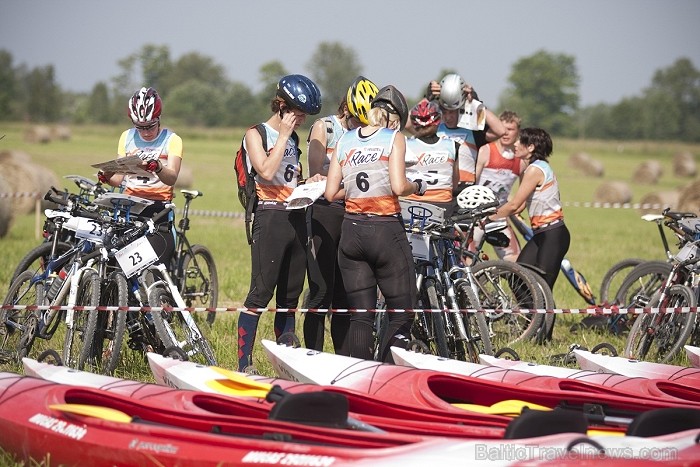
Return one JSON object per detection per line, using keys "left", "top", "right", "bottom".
{"left": 128, "top": 87, "right": 162, "bottom": 125}
{"left": 410, "top": 98, "right": 442, "bottom": 128}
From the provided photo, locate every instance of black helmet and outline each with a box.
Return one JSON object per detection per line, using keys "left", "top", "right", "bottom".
{"left": 371, "top": 85, "right": 408, "bottom": 131}
{"left": 276, "top": 74, "right": 322, "bottom": 115}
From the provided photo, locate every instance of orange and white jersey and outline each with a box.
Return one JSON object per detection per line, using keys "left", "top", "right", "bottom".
{"left": 244, "top": 123, "right": 300, "bottom": 203}
{"left": 118, "top": 128, "right": 183, "bottom": 201}
{"left": 404, "top": 137, "right": 456, "bottom": 203}
{"left": 480, "top": 142, "right": 522, "bottom": 205}
{"left": 527, "top": 160, "right": 564, "bottom": 229}
{"left": 336, "top": 127, "right": 400, "bottom": 216}
{"left": 437, "top": 123, "right": 477, "bottom": 184}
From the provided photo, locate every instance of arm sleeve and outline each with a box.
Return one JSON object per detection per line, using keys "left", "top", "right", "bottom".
{"left": 166, "top": 133, "right": 184, "bottom": 159}
{"left": 117, "top": 130, "right": 129, "bottom": 157}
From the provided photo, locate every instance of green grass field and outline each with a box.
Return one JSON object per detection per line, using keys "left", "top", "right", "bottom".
{"left": 1, "top": 121, "right": 699, "bottom": 381}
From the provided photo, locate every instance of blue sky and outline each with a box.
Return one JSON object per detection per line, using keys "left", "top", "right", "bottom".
{"left": 2, "top": 0, "right": 698, "bottom": 107}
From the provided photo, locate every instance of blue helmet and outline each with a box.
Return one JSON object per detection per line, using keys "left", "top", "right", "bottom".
{"left": 277, "top": 74, "right": 322, "bottom": 115}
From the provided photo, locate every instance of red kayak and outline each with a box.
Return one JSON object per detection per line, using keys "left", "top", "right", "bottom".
{"left": 24, "top": 357, "right": 507, "bottom": 438}
{"left": 391, "top": 347, "right": 700, "bottom": 406}
{"left": 262, "top": 340, "right": 700, "bottom": 425}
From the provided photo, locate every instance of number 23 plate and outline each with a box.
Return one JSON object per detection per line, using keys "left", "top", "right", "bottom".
{"left": 115, "top": 236, "right": 159, "bottom": 277}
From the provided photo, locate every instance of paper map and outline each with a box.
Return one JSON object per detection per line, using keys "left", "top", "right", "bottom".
{"left": 91, "top": 156, "right": 151, "bottom": 177}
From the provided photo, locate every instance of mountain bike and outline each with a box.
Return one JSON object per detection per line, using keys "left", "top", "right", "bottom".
{"left": 0, "top": 206, "right": 106, "bottom": 366}
{"left": 81, "top": 197, "right": 217, "bottom": 370}
{"left": 624, "top": 238, "right": 700, "bottom": 363}
{"left": 402, "top": 199, "right": 494, "bottom": 362}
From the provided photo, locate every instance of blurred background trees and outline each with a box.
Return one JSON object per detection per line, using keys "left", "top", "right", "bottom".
{"left": 0, "top": 43, "right": 697, "bottom": 142}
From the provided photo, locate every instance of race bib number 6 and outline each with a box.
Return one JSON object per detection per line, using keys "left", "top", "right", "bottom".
{"left": 115, "top": 236, "right": 159, "bottom": 277}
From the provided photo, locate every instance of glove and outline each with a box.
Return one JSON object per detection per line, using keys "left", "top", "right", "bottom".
{"left": 414, "top": 179, "right": 427, "bottom": 196}
{"left": 97, "top": 172, "right": 109, "bottom": 184}
{"left": 145, "top": 160, "right": 161, "bottom": 173}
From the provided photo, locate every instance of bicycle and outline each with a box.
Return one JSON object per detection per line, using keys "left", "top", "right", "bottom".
{"left": 82, "top": 195, "right": 217, "bottom": 369}
{"left": 1, "top": 206, "right": 107, "bottom": 367}
{"left": 623, "top": 238, "right": 700, "bottom": 363}
{"left": 401, "top": 198, "right": 494, "bottom": 362}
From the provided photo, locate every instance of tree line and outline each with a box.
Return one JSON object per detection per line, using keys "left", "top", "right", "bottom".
{"left": 0, "top": 44, "right": 698, "bottom": 142}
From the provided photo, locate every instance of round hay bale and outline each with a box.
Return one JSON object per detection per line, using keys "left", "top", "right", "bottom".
{"left": 594, "top": 181, "right": 632, "bottom": 205}
{"left": 0, "top": 149, "right": 32, "bottom": 164}
{"left": 639, "top": 190, "right": 680, "bottom": 215}
{"left": 51, "top": 125, "right": 72, "bottom": 141}
{"left": 678, "top": 180, "right": 700, "bottom": 215}
{"left": 673, "top": 151, "right": 696, "bottom": 177}
{"left": 0, "top": 171, "right": 15, "bottom": 238}
{"left": 0, "top": 159, "right": 43, "bottom": 215}
{"left": 579, "top": 158, "right": 604, "bottom": 177}
{"left": 24, "top": 125, "right": 52, "bottom": 144}
{"left": 174, "top": 163, "right": 194, "bottom": 189}
{"left": 632, "top": 160, "right": 663, "bottom": 184}
{"left": 568, "top": 152, "right": 592, "bottom": 169}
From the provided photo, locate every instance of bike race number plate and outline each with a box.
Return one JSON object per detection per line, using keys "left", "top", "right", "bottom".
{"left": 114, "top": 236, "right": 159, "bottom": 278}
{"left": 64, "top": 217, "right": 104, "bottom": 244}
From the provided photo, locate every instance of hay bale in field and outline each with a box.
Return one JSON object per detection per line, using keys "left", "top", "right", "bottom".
{"left": 0, "top": 171, "right": 15, "bottom": 238}
{"left": 174, "top": 162, "right": 194, "bottom": 189}
{"left": 568, "top": 152, "right": 592, "bottom": 169}
{"left": 24, "top": 125, "right": 52, "bottom": 144}
{"left": 51, "top": 124, "right": 72, "bottom": 141}
{"left": 632, "top": 160, "right": 663, "bottom": 184}
{"left": 673, "top": 151, "right": 696, "bottom": 177}
{"left": 594, "top": 181, "right": 632, "bottom": 205}
{"left": 579, "top": 158, "right": 604, "bottom": 177}
{"left": 639, "top": 190, "right": 680, "bottom": 215}
{"left": 0, "top": 158, "right": 40, "bottom": 215}
{"left": 678, "top": 180, "right": 700, "bottom": 215}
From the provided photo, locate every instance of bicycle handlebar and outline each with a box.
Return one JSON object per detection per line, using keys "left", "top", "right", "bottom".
{"left": 105, "top": 205, "right": 173, "bottom": 251}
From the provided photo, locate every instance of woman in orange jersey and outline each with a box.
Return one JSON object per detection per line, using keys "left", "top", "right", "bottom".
{"left": 303, "top": 76, "right": 379, "bottom": 355}
{"left": 324, "top": 85, "right": 426, "bottom": 363}
{"left": 237, "top": 74, "right": 322, "bottom": 372}
{"left": 488, "top": 128, "right": 570, "bottom": 292}
{"left": 97, "top": 87, "right": 182, "bottom": 264}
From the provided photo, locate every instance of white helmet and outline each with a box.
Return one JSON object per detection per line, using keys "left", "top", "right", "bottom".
{"left": 456, "top": 185, "right": 496, "bottom": 210}
{"left": 438, "top": 74, "right": 466, "bottom": 110}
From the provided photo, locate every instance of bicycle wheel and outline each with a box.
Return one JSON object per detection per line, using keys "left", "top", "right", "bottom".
{"left": 614, "top": 261, "right": 672, "bottom": 308}
{"left": 624, "top": 284, "right": 696, "bottom": 363}
{"left": 470, "top": 260, "right": 544, "bottom": 348}
{"left": 0, "top": 270, "right": 43, "bottom": 363}
{"left": 413, "top": 278, "right": 449, "bottom": 357}
{"left": 599, "top": 258, "right": 645, "bottom": 304}
{"left": 454, "top": 281, "right": 493, "bottom": 360}
{"left": 82, "top": 271, "right": 128, "bottom": 374}
{"left": 63, "top": 269, "right": 101, "bottom": 368}
{"left": 11, "top": 241, "right": 72, "bottom": 283}
{"left": 150, "top": 286, "right": 217, "bottom": 365}
{"left": 180, "top": 244, "right": 218, "bottom": 325}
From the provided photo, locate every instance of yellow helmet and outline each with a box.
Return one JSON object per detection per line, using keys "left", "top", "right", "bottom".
{"left": 346, "top": 76, "right": 378, "bottom": 125}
